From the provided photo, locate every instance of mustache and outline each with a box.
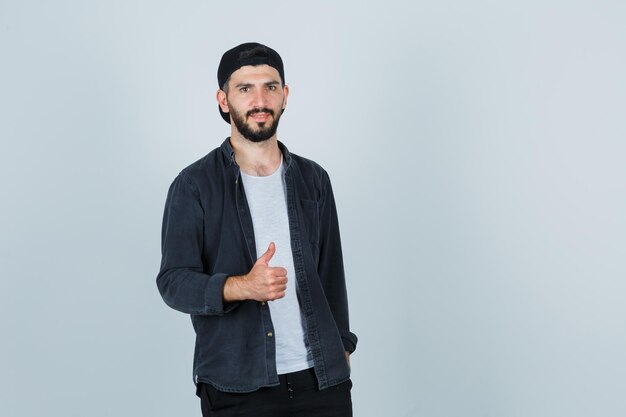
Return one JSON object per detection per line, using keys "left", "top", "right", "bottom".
{"left": 246, "top": 108, "right": 275, "bottom": 117}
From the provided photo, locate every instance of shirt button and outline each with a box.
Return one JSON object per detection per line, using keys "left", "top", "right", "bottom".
{"left": 261, "top": 302, "right": 266, "bottom": 306}
{"left": 267, "top": 332, "right": 273, "bottom": 337}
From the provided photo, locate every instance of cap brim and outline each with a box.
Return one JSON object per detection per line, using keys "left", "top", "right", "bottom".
{"left": 219, "top": 105, "right": 231, "bottom": 124}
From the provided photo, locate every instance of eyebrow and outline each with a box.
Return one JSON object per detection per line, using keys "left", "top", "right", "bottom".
{"left": 234, "top": 80, "right": 281, "bottom": 89}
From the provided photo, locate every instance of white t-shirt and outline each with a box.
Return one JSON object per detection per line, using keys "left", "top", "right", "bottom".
{"left": 241, "top": 159, "right": 314, "bottom": 375}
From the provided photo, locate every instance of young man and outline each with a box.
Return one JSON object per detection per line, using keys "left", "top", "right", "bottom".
{"left": 157, "top": 42, "right": 356, "bottom": 417}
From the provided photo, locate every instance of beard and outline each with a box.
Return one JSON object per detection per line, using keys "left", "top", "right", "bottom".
{"left": 229, "top": 104, "right": 282, "bottom": 143}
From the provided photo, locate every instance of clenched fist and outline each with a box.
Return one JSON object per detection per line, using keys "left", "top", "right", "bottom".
{"left": 223, "top": 242, "right": 288, "bottom": 302}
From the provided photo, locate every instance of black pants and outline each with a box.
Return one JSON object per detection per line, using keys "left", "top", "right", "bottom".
{"left": 198, "top": 368, "right": 353, "bottom": 417}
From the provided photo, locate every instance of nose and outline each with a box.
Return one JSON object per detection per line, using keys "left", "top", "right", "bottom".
{"left": 251, "top": 89, "right": 269, "bottom": 108}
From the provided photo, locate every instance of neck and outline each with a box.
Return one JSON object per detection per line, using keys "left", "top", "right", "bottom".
{"left": 230, "top": 133, "right": 282, "bottom": 177}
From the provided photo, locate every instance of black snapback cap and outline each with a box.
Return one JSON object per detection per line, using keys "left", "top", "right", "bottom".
{"left": 217, "top": 42, "right": 285, "bottom": 124}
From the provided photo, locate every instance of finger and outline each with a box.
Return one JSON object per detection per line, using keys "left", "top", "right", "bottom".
{"left": 268, "top": 276, "right": 287, "bottom": 286}
{"left": 270, "top": 267, "right": 288, "bottom": 277}
{"left": 257, "top": 242, "right": 276, "bottom": 265}
{"left": 266, "top": 285, "right": 286, "bottom": 301}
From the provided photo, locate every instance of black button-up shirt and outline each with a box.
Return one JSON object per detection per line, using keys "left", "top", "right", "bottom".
{"left": 157, "top": 138, "right": 357, "bottom": 392}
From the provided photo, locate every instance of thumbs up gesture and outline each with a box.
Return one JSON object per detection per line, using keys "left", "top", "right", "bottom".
{"left": 223, "top": 242, "right": 288, "bottom": 302}
{"left": 257, "top": 241, "right": 278, "bottom": 267}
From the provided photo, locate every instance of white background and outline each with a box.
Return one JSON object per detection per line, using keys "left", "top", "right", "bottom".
{"left": 1, "top": 1, "right": 625, "bottom": 416}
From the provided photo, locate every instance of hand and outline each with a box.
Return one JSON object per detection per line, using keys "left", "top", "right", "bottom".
{"left": 224, "top": 242, "right": 288, "bottom": 302}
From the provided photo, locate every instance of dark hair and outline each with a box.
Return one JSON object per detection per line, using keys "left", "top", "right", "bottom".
{"left": 221, "top": 76, "right": 231, "bottom": 94}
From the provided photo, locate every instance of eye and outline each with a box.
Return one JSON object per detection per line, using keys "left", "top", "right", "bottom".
{"left": 267, "top": 85, "right": 277, "bottom": 91}
{"left": 239, "top": 87, "right": 249, "bottom": 93}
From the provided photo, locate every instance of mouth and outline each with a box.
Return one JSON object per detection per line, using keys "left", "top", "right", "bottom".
{"left": 249, "top": 112, "right": 270, "bottom": 123}
{"left": 247, "top": 108, "right": 274, "bottom": 123}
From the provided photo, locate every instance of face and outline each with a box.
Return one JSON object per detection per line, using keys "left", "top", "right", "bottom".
{"left": 217, "top": 65, "right": 288, "bottom": 143}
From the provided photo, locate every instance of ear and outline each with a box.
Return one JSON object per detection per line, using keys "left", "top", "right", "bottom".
{"left": 216, "top": 89, "right": 229, "bottom": 113}
{"left": 281, "top": 84, "right": 289, "bottom": 110}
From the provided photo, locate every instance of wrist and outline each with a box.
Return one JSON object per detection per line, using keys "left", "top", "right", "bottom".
{"left": 224, "top": 274, "right": 247, "bottom": 302}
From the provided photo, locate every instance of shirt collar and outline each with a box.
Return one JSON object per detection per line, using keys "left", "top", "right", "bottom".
{"left": 220, "top": 137, "right": 292, "bottom": 169}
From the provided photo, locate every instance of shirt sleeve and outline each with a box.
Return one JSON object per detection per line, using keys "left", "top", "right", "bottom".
{"left": 156, "top": 172, "right": 238, "bottom": 315}
{"left": 318, "top": 170, "right": 358, "bottom": 353}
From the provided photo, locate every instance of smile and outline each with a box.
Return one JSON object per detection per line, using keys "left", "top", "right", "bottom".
{"left": 249, "top": 112, "right": 270, "bottom": 122}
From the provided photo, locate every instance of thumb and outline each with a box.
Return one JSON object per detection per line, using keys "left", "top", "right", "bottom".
{"left": 257, "top": 242, "right": 276, "bottom": 265}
